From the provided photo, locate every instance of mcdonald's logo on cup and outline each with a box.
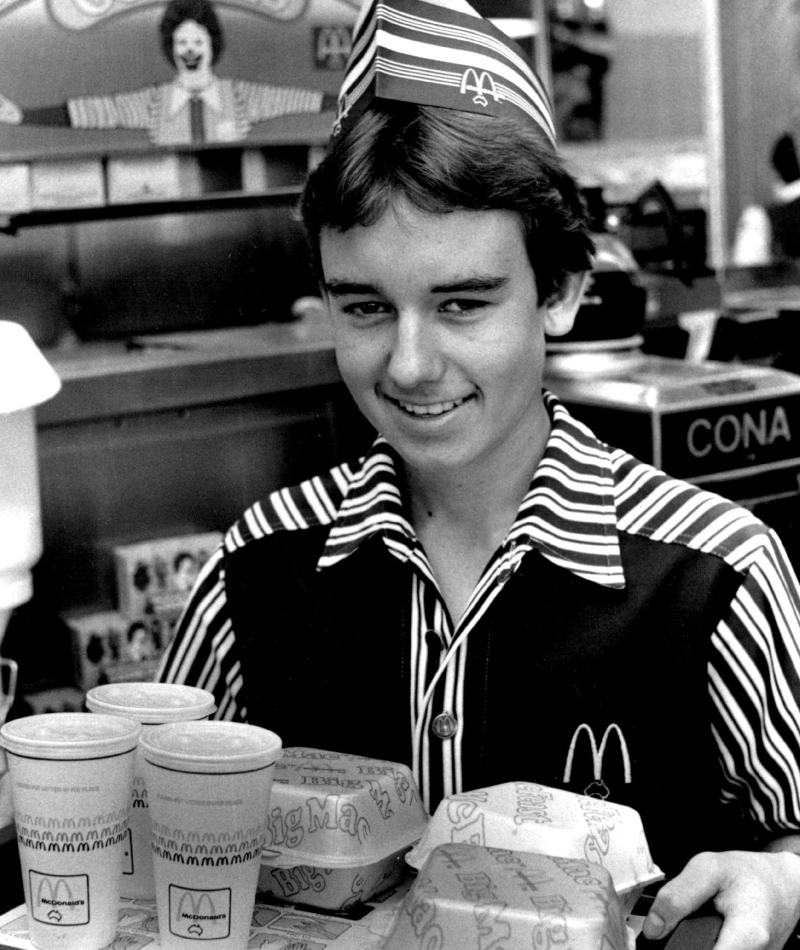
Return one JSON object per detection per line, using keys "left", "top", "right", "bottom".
{"left": 170, "top": 885, "right": 231, "bottom": 940}
{"left": 30, "top": 871, "right": 90, "bottom": 926}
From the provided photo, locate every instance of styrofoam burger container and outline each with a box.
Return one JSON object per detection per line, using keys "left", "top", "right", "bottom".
{"left": 406, "top": 782, "right": 663, "bottom": 915}
{"left": 258, "top": 747, "right": 429, "bottom": 910}
{"left": 381, "top": 843, "right": 629, "bottom": 950}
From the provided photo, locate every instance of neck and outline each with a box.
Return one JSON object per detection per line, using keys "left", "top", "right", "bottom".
{"left": 400, "top": 404, "right": 551, "bottom": 625}
{"left": 178, "top": 70, "right": 214, "bottom": 94}
{"left": 404, "top": 404, "right": 551, "bottom": 544}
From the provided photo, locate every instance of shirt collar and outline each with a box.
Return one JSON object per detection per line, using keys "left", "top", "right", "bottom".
{"left": 318, "top": 392, "right": 625, "bottom": 590}
{"left": 317, "top": 440, "right": 418, "bottom": 569}
{"left": 167, "top": 77, "right": 223, "bottom": 117}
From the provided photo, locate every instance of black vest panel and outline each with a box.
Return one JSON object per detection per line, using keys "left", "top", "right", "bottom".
{"left": 227, "top": 526, "right": 749, "bottom": 878}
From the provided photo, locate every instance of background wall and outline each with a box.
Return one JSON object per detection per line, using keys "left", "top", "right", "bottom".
{"left": 603, "top": 0, "right": 705, "bottom": 142}
{"left": 0, "top": 0, "right": 712, "bottom": 351}
{"left": 718, "top": 0, "right": 800, "bottom": 255}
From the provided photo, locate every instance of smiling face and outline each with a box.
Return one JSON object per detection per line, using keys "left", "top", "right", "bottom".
{"left": 321, "top": 200, "right": 583, "bottom": 484}
{"left": 172, "top": 19, "right": 213, "bottom": 88}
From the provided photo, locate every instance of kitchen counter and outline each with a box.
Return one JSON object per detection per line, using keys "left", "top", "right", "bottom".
{"left": 39, "top": 317, "right": 341, "bottom": 426}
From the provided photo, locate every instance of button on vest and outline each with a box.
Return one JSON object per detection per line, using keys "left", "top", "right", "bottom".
{"left": 431, "top": 712, "right": 458, "bottom": 739}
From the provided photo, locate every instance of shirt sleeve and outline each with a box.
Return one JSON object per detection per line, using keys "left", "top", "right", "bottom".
{"left": 157, "top": 543, "right": 248, "bottom": 722}
{"left": 709, "top": 526, "right": 800, "bottom": 841}
{"left": 67, "top": 87, "right": 158, "bottom": 131}
{"left": 233, "top": 80, "right": 324, "bottom": 123}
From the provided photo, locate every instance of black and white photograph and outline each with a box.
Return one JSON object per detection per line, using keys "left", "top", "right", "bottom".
{"left": 3, "top": 1, "right": 800, "bottom": 949}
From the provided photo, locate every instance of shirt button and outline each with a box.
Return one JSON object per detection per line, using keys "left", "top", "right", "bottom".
{"left": 425, "top": 629, "right": 443, "bottom": 651}
{"left": 431, "top": 713, "right": 458, "bottom": 739}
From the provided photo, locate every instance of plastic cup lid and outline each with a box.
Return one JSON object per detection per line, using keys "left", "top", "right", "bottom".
{"left": 139, "top": 720, "right": 282, "bottom": 774}
{"left": 0, "top": 712, "right": 141, "bottom": 759}
{"left": 85, "top": 682, "right": 216, "bottom": 724}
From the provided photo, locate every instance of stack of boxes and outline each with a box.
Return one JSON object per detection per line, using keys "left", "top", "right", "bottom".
{"left": 0, "top": 147, "right": 312, "bottom": 217}
{"left": 65, "top": 531, "right": 221, "bottom": 695}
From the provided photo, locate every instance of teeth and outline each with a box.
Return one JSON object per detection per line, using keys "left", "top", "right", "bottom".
{"left": 397, "top": 397, "right": 467, "bottom": 417}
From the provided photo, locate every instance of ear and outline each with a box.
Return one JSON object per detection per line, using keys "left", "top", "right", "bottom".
{"left": 542, "top": 272, "right": 590, "bottom": 337}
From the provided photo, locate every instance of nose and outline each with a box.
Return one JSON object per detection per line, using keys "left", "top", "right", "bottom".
{"left": 386, "top": 312, "right": 443, "bottom": 389}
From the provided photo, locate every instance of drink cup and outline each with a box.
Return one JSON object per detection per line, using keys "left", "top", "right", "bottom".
{"left": 140, "top": 720, "right": 282, "bottom": 950}
{"left": 85, "top": 682, "right": 216, "bottom": 899}
{"left": 0, "top": 712, "right": 141, "bottom": 950}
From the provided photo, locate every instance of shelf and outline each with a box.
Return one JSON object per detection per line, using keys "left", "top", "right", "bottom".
{"left": 39, "top": 322, "right": 340, "bottom": 426}
{"left": 0, "top": 125, "right": 331, "bottom": 167}
{"left": 0, "top": 184, "right": 305, "bottom": 235}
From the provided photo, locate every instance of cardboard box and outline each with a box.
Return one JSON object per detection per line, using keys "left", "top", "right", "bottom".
{"left": 0, "top": 163, "right": 31, "bottom": 214}
{"left": 20, "top": 686, "right": 86, "bottom": 716}
{"left": 30, "top": 158, "right": 105, "bottom": 209}
{"left": 106, "top": 153, "right": 182, "bottom": 204}
{"left": 65, "top": 608, "right": 177, "bottom": 691}
{"left": 545, "top": 355, "right": 800, "bottom": 503}
{"left": 241, "top": 147, "right": 307, "bottom": 194}
{"left": 113, "top": 531, "right": 221, "bottom": 622}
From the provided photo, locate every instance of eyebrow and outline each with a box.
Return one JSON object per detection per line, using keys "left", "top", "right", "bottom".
{"left": 323, "top": 280, "right": 381, "bottom": 297}
{"left": 323, "top": 275, "right": 509, "bottom": 297}
{"left": 431, "top": 275, "right": 509, "bottom": 294}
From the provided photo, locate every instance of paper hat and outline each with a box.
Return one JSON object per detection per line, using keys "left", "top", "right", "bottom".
{"left": 334, "top": 0, "right": 556, "bottom": 147}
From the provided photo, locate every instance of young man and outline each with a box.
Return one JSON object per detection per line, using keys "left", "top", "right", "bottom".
{"left": 160, "top": 0, "right": 800, "bottom": 944}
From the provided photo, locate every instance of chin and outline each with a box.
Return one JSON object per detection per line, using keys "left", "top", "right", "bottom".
{"left": 386, "top": 437, "right": 474, "bottom": 474}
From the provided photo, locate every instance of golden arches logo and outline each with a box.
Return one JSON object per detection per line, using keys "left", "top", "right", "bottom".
{"left": 176, "top": 889, "right": 218, "bottom": 921}
{"left": 460, "top": 69, "right": 501, "bottom": 108}
{"left": 31, "top": 871, "right": 89, "bottom": 925}
{"left": 170, "top": 885, "right": 231, "bottom": 939}
{"left": 37, "top": 876, "right": 73, "bottom": 905}
{"left": 563, "top": 723, "right": 632, "bottom": 787}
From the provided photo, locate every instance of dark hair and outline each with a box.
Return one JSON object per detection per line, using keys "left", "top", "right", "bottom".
{"left": 160, "top": 0, "right": 224, "bottom": 66}
{"left": 301, "top": 103, "right": 594, "bottom": 303}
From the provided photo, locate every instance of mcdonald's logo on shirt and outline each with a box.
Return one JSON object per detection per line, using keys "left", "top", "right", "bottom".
{"left": 170, "top": 884, "right": 231, "bottom": 940}
{"left": 563, "top": 722, "right": 632, "bottom": 800}
{"left": 30, "top": 870, "right": 89, "bottom": 926}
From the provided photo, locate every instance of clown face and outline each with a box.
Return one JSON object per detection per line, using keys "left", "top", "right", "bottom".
{"left": 172, "top": 19, "right": 214, "bottom": 90}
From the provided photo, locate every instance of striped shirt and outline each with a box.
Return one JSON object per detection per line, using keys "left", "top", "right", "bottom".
{"left": 67, "top": 77, "right": 324, "bottom": 147}
{"left": 159, "top": 393, "right": 800, "bottom": 833}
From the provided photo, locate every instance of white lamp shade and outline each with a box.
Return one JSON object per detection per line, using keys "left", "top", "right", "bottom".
{"left": 0, "top": 321, "right": 61, "bottom": 612}
{"left": 0, "top": 409, "right": 41, "bottom": 608}
{"left": 0, "top": 321, "right": 61, "bottom": 414}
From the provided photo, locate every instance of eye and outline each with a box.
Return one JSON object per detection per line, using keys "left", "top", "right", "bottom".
{"left": 439, "top": 299, "right": 487, "bottom": 315}
{"left": 342, "top": 301, "right": 392, "bottom": 319}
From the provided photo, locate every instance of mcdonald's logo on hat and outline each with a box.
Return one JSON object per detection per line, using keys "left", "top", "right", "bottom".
{"left": 460, "top": 68, "right": 500, "bottom": 108}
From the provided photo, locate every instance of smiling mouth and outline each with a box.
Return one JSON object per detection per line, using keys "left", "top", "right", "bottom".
{"left": 388, "top": 395, "right": 472, "bottom": 418}
{"left": 180, "top": 54, "right": 203, "bottom": 70}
